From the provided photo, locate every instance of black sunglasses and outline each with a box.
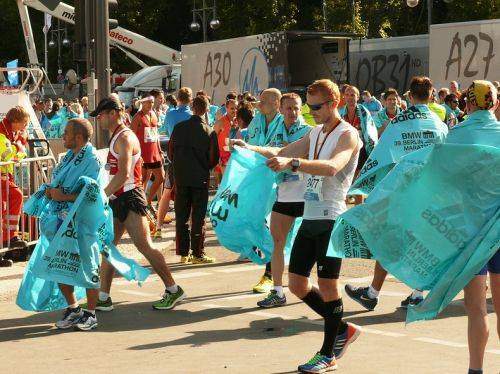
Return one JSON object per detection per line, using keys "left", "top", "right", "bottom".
{"left": 307, "top": 100, "right": 332, "bottom": 111}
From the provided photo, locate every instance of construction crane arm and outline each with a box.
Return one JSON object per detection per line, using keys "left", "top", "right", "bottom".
{"left": 22, "top": 0, "right": 180, "bottom": 65}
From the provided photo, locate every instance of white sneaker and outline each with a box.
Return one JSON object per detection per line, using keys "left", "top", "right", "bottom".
{"left": 75, "top": 311, "right": 98, "bottom": 331}
{"left": 55, "top": 307, "right": 84, "bottom": 329}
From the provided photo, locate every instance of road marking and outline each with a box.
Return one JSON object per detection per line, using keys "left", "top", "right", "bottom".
{"left": 175, "top": 271, "right": 212, "bottom": 279}
{"left": 362, "top": 327, "right": 406, "bottom": 337}
{"left": 343, "top": 275, "right": 395, "bottom": 284}
{"left": 485, "top": 349, "right": 500, "bottom": 355}
{"left": 379, "top": 291, "right": 408, "bottom": 297}
{"left": 118, "top": 290, "right": 157, "bottom": 297}
{"left": 413, "top": 337, "right": 467, "bottom": 348}
{"left": 215, "top": 265, "right": 262, "bottom": 273}
{"left": 214, "top": 293, "right": 262, "bottom": 301}
{"left": 202, "top": 303, "right": 241, "bottom": 311}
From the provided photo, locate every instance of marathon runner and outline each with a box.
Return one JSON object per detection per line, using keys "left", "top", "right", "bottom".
{"left": 131, "top": 95, "right": 165, "bottom": 207}
{"left": 345, "top": 76, "right": 449, "bottom": 311}
{"left": 445, "top": 80, "right": 499, "bottom": 374}
{"left": 90, "top": 96, "right": 185, "bottom": 311}
{"left": 245, "top": 88, "right": 284, "bottom": 294}
{"left": 239, "top": 80, "right": 362, "bottom": 372}
{"left": 233, "top": 92, "right": 311, "bottom": 308}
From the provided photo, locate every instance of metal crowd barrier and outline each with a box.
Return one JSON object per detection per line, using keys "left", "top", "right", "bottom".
{"left": 0, "top": 155, "right": 56, "bottom": 255}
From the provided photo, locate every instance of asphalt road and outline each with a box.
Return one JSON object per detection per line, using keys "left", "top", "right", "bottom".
{"left": 0, "top": 222, "right": 498, "bottom": 374}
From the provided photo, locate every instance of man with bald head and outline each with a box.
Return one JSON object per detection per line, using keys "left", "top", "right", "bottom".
{"left": 245, "top": 88, "right": 284, "bottom": 293}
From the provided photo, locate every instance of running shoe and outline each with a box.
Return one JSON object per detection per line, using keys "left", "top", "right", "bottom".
{"left": 400, "top": 294, "right": 423, "bottom": 309}
{"left": 180, "top": 255, "right": 192, "bottom": 264}
{"left": 252, "top": 275, "right": 273, "bottom": 293}
{"left": 191, "top": 255, "right": 215, "bottom": 264}
{"left": 82, "top": 297, "right": 114, "bottom": 312}
{"left": 152, "top": 286, "right": 186, "bottom": 310}
{"left": 75, "top": 311, "right": 98, "bottom": 331}
{"left": 257, "top": 290, "right": 286, "bottom": 308}
{"left": 298, "top": 352, "right": 337, "bottom": 373}
{"left": 333, "top": 322, "right": 362, "bottom": 359}
{"left": 344, "top": 285, "right": 378, "bottom": 311}
{"left": 153, "top": 229, "right": 163, "bottom": 239}
{"left": 55, "top": 307, "right": 84, "bottom": 329}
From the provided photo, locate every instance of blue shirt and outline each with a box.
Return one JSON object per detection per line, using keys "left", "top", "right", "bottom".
{"left": 362, "top": 98, "right": 383, "bottom": 116}
{"left": 163, "top": 105, "right": 192, "bottom": 137}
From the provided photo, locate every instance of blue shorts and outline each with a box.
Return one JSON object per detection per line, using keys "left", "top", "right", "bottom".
{"left": 478, "top": 250, "right": 500, "bottom": 275}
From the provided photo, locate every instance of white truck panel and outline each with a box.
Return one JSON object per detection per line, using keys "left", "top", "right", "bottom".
{"left": 430, "top": 19, "right": 500, "bottom": 89}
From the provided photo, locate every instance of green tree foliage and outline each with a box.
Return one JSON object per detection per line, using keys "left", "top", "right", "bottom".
{"left": 0, "top": 0, "right": 497, "bottom": 75}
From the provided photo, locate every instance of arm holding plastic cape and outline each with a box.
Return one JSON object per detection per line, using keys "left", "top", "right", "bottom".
{"left": 349, "top": 106, "right": 448, "bottom": 195}
{"left": 17, "top": 145, "right": 150, "bottom": 312}
{"left": 340, "top": 105, "right": 378, "bottom": 155}
{"left": 327, "top": 143, "right": 500, "bottom": 323}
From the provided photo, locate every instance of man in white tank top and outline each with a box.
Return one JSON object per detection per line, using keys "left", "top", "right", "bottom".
{"left": 89, "top": 97, "right": 186, "bottom": 312}
{"left": 235, "top": 80, "right": 362, "bottom": 372}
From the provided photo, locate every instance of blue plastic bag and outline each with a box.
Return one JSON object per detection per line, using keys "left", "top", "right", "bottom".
{"left": 208, "top": 147, "right": 276, "bottom": 264}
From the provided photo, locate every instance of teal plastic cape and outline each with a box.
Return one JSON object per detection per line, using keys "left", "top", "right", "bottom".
{"left": 350, "top": 105, "right": 448, "bottom": 195}
{"left": 17, "top": 144, "right": 150, "bottom": 312}
{"left": 327, "top": 143, "right": 499, "bottom": 323}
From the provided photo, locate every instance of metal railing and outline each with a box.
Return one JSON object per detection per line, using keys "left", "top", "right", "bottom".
{"left": 0, "top": 155, "right": 56, "bottom": 254}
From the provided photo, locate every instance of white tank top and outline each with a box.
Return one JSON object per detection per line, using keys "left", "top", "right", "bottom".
{"left": 303, "top": 120, "right": 361, "bottom": 220}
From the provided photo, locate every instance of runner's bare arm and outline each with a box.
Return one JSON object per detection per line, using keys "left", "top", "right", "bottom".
{"left": 267, "top": 131, "right": 359, "bottom": 176}
{"left": 231, "top": 135, "right": 309, "bottom": 159}
{"left": 104, "top": 133, "right": 134, "bottom": 197}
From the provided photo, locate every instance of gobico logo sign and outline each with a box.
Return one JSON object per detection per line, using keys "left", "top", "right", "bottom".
{"left": 239, "top": 47, "right": 270, "bottom": 97}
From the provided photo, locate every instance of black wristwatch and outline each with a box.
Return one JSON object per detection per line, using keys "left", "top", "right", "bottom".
{"left": 291, "top": 158, "right": 300, "bottom": 172}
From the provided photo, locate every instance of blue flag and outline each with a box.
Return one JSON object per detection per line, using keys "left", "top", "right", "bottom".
{"left": 6, "top": 59, "right": 19, "bottom": 86}
{"left": 327, "top": 143, "right": 500, "bottom": 323}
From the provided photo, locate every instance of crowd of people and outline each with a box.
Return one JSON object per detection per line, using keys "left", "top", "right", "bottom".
{"left": 3, "top": 75, "right": 499, "bottom": 374}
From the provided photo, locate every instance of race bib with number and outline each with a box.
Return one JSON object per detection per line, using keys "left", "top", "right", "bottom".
{"left": 303, "top": 175, "right": 324, "bottom": 201}
{"left": 144, "top": 127, "right": 159, "bottom": 143}
{"left": 282, "top": 172, "right": 303, "bottom": 183}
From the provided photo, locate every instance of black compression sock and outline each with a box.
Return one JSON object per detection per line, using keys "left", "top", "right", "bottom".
{"left": 320, "top": 299, "right": 344, "bottom": 358}
{"left": 302, "top": 289, "right": 327, "bottom": 317}
{"left": 468, "top": 369, "right": 483, "bottom": 374}
{"left": 337, "top": 320, "right": 348, "bottom": 335}
{"left": 264, "top": 262, "right": 272, "bottom": 278}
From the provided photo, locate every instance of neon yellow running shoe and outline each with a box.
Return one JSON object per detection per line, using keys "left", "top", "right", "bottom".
{"left": 252, "top": 275, "right": 273, "bottom": 293}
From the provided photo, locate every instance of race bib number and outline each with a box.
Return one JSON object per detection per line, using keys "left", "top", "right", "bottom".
{"left": 304, "top": 175, "right": 324, "bottom": 201}
{"left": 144, "top": 127, "right": 159, "bottom": 143}
{"left": 282, "top": 172, "right": 303, "bottom": 183}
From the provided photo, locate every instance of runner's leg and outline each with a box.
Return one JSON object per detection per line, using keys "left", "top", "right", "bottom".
{"left": 491, "top": 273, "right": 500, "bottom": 338}
{"left": 99, "top": 219, "right": 126, "bottom": 295}
{"left": 59, "top": 284, "right": 77, "bottom": 306}
{"left": 270, "top": 211, "right": 295, "bottom": 288}
{"left": 147, "top": 166, "right": 165, "bottom": 205}
{"left": 372, "top": 261, "right": 388, "bottom": 291}
{"left": 124, "top": 210, "right": 175, "bottom": 287}
{"left": 464, "top": 275, "right": 488, "bottom": 371}
{"left": 157, "top": 188, "right": 172, "bottom": 228}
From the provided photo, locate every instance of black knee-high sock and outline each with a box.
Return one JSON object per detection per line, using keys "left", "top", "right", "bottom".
{"left": 264, "top": 262, "right": 272, "bottom": 278}
{"left": 320, "top": 299, "right": 344, "bottom": 357}
{"left": 301, "top": 289, "right": 327, "bottom": 317}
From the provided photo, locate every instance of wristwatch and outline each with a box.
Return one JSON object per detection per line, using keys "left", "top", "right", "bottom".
{"left": 291, "top": 158, "right": 300, "bottom": 172}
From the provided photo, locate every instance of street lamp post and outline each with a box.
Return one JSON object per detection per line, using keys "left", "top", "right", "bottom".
{"left": 48, "top": 19, "right": 71, "bottom": 78}
{"left": 189, "top": 0, "right": 221, "bottom": 42}
{"left": 406, "top": 0, "right": 453, "bottom": 33}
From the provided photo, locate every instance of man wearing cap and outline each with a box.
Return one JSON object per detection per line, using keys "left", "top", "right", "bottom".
{"left": 90, "top": 97, "right": 186, "bottom": 311}
{"left": 446, "top": 80, "right": 499, "bottom": 374}
{"left": 131, "top": 95, "right": 165, "bottom": 207}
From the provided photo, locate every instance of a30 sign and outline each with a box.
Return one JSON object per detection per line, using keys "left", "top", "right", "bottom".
{"left": 203, "top": 52, "right": 231, "bottom": 89}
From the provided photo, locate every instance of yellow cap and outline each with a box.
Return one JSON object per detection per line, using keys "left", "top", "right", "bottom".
{"left": 466, "top": 80, "right": 495, "bottom": 110}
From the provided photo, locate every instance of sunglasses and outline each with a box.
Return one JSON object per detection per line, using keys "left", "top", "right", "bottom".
{"left": 307, "top": 100, "right": 332, "bottom": 111}
{"left": 451, "top": 100, "right": 459, "bottom": 104}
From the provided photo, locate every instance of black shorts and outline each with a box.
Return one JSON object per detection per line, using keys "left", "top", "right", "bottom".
{"left": 109, "top": 187, "right": 148, "bottom": 223}
{"left": 143, "top": 161, "right": 162, "bottom": 170}
{"left": 356, "top": 146, "right": 368, "bottom": 172}
{"left": 289, "top": 220, "right": 342, "bottom": 279}
{"left": 272, "top": 201, "right": 304, "bottom": 218}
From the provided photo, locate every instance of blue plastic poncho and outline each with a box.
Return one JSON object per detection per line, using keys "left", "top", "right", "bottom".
{"left": 17, "top": 144, "right": 150, "bottom": 312}
{"left": 350, "top": 105, "right": 448, "bottom": 195}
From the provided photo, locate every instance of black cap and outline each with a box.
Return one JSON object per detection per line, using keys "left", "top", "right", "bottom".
{"left": 89, "top": 97, "right": 122, "bottom": 117}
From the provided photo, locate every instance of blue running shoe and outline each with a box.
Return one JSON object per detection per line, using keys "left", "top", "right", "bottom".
{"left": 298, "top": 352, "right": 337, "bottom": 373}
